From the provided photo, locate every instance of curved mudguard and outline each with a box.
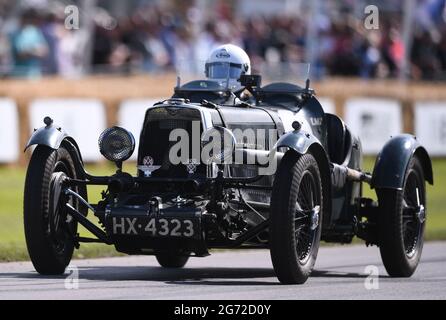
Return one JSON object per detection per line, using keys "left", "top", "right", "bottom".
{"left": 25, "top": 123, "right": 84, "bottom": 165}
{"left": 275, "top": 129, "right": 321, "bottom": 155}
{"left": 25, "top": 124, "right": 69, "bottom": 151}
{"left": 371, "top": 134, "right": 433, "bottom": 190}
{"left": 274, "top": 130, "right": 333, "bottom": 228}
{"left": 254, "top": 130, "right": 323, "bottom": 176}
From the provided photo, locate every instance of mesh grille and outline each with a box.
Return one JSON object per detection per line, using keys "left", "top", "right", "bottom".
{"left": 138, "top": 107, "right": 203, "bottom": 177}
{"left": 158, "top": 119, "right": 190, "bottom": 130}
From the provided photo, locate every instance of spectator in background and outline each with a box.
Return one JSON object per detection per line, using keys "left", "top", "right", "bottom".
{"left": 0, "top": 31, "right": 12, "bottom": 76}
{"left": 358, "top": 31, "right": 380, "bottom": 78}
{"left": 92, "top": 24, "right": 113, "bottom": 70}
{"left": 40, "top": 9, "right": 60, "bottom": 75}
{"left": 438, "top": 27, "right": 446, "bottom": 79}
{"left": 141, "top": 20, "right": 170, "bottom": 72}
{"left": 118, "top": 16, "right": 150, "bottom": 72}
{"left": 57, "top": 17, "right": 89, "bottom": 78}
{"left": 326, "top": 21, "right": 360, "bottom": 76}
{"left": 1, "top": 1, "right": 446, "bottom": 80}
{"left": 411, "top": 30, "right": 442, "bottom": 80}
{"left": 11, "top": 8, "right": 48, "bottom": 78}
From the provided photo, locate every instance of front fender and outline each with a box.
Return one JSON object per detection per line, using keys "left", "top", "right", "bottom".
{"left": 25, "top": 123, "right": 86, "bottom": 180}
{"left": 25, "top": 124, "right": 68, "bottom": 151}
{"left": 274, "top": 130, "right": 333, "bottom": 229}
{"left": 371, "top": 134, "right": 433, "bottom": 190}
{"left": 275, "top": 129, "right": 321, "bottom": 155}
{"left": 25, "top": 123, "right": 85, "bottom": 165}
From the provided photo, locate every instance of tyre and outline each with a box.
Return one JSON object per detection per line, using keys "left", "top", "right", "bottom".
{"left": 24, "top": 145, "right": 81, "bottom": 275}
{"left": 377, "top": 156, "right": 426, "bottom": 277}
{"left": 270, "top": 152, "right": 323, "bottom": 284}
{"left": 155, "top": 253, "right": 189, "bottom": 268}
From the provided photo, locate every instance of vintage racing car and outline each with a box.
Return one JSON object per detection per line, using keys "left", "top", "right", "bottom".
{"left": 23, "top": 50, "right": 433, "bottom": 284}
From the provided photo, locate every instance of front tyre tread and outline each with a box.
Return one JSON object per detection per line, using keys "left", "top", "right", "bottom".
{"left": 24, "top": 146, "right": 77, "bottom": 275}
{"left": 270, "top": 152, "right": 323, "bottom": 284}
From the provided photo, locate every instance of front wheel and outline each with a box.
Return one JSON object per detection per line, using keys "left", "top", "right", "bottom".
{"left": 270, "top": 152, "right": 323, "bottom": 284}
{"left": 377, "top": 156, "right": 426, "bottom": 277}
{"left": 155, "top": 253, "right": 189, "bottom": 268}
{"left": 24, "top": 145, "right": 82, "bottom": 275}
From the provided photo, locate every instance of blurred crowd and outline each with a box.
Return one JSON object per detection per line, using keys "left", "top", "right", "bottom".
{"left": 0, "top": 0, "right": 445, "bottom": 80}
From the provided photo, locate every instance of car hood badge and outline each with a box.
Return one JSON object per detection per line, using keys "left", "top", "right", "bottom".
{"left": 137, "top": 156, "right": 161, "bottom": 177}
{"left": 185, "top": 158, "right": 199, "bottom": 174}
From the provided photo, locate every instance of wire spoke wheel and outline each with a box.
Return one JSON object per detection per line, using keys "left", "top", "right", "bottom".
{"left": 47, "top": 161, "right": 76, "bottom": 255}
{"left": 270, "top": 152, "right": 323, "bottom": 284}
{"left": 24, "top": 145, "right": 85, "bottom": 275}
{"left": 377, "top": 156, "right": 426, "bottom": 277}
{"left": 401, "top": 170, "right": 425, "bottom": 258}
{"left": 295, "top": 171, "right": 320, "bottom": 263}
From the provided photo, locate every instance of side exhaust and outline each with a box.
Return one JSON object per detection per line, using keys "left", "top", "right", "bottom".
{"left": 331, "top": 163, "right": 372, "bottom": 189}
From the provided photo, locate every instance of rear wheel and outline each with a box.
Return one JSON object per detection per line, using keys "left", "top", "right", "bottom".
{"left": 155, "top": 253, "right": 189, "bottom": 268}
{"left": 24, "top": 145, "right": 82, "bottom": 275}
{"left": 377, "top": 156, "right": 426, "bottom": 277}
{"left": 270, "top": 152, "right": 323, "bottom": 284}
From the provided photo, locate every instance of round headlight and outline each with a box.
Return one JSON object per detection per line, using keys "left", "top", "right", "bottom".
{"left": 98, "top": 126, "right": 135, "bottom": 163}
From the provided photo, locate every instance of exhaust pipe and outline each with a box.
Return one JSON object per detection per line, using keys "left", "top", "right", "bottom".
{"left": 331, "top": 163, "right": 372, "bottom": 189}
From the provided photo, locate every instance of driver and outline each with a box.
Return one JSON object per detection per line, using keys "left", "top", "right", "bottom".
{"left": 205, "top": 44, "right": 251, "bottom": 94}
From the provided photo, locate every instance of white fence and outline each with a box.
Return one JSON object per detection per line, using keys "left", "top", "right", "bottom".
{"left": 415, "top": 101, "right": 446, "bottom": 157}
{"left": 29, "top": 99, "right": 107, "bottom": 162}
{"left": 318, "top": 97, "right": 335, "bottom": 114}
{"left": 1, "top": 97, "right": 445, "bottom": 164}
{"left": 344, "top": 98, "right": 403, "bottom": 154}
{"left": 0, "top": 98, "right": 19, "bottom": 163}
{"left": 118, "top": 98, "right": 163, "bottom": 161}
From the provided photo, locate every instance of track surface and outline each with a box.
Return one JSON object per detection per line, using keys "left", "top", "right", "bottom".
{"left": 0, "top": 242, "right": 445, "bottom": 300}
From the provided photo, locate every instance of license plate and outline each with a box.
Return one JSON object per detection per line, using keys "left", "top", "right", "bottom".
{"left": 111, "top": 216, "right": 197, "bottom": 238}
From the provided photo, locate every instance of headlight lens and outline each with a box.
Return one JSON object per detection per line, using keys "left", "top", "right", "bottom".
{"left": 98, "top": 126, "right": 135, "bottom": 163}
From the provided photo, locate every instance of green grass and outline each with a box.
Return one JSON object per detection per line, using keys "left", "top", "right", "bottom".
{"left": 0, "top": 158, "right": 445, "bottom": 262}
{"left": 0, "top": 162, "right": 132, "bottom": 262}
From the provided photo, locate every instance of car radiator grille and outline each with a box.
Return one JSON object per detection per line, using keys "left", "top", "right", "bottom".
{"left": 137, "top": 107, "right": 204, "bottom": 177}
